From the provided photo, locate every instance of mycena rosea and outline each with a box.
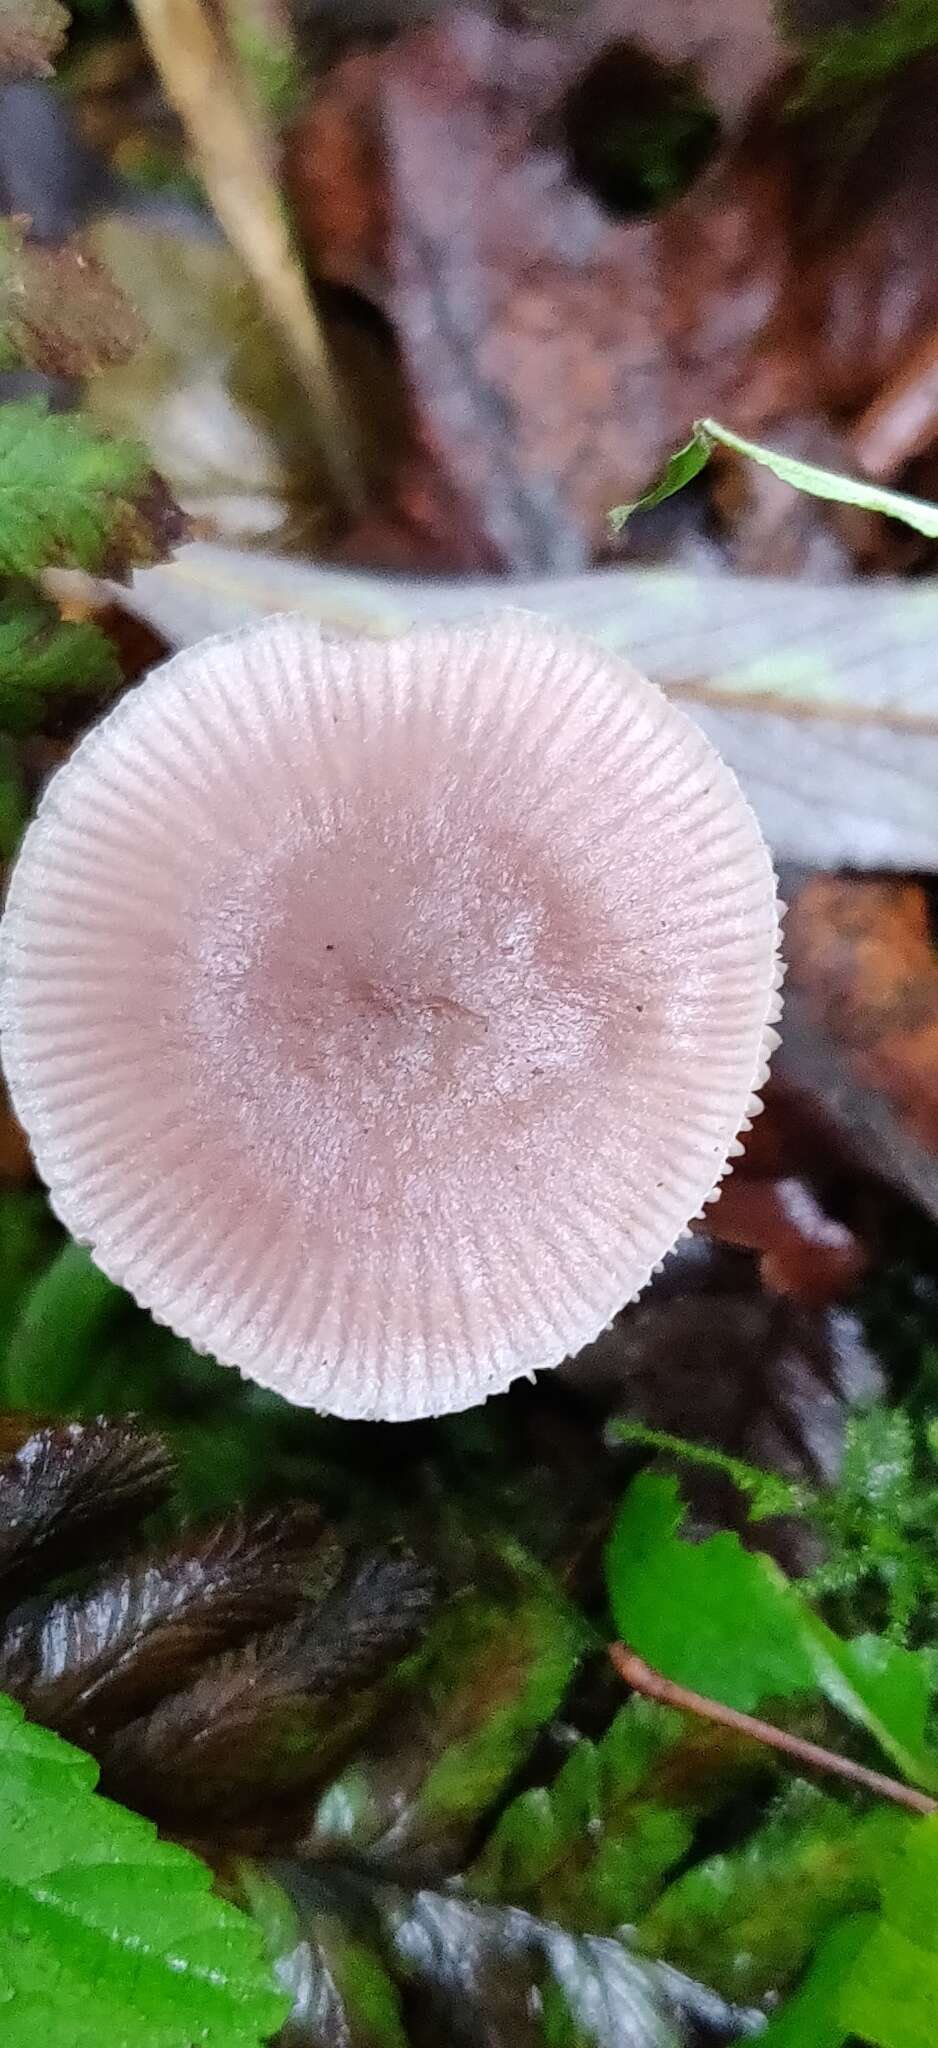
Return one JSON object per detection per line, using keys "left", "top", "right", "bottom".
{"left": 0, "top": 613, "right": 781, "bottom": 1419}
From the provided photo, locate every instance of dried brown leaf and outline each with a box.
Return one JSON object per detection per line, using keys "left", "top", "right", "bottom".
{"left": 0, "top": 0, "right": 67, "bottom": 78}
{"left": 0, "top": 218, "right": 144, "bottom": 377}
{"left": 0, "top": 1414, "right": 172, "bottom": 1605}
{"left": 0, "top": 1503, "right": 324, "bottom": 1743}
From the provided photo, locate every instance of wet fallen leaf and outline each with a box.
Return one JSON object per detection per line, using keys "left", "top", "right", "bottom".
{"left": 288, "top": 5, "right": 813, "bottom": 571}
{"left": 0, "top": 1504, "right": 323, "bottom": 1742}
{"left": 303, "top": 1563, "right": 584, "bottom": 1877}
{"left": 0, "top": 1414, "right": 173, "bottom": 1602}
{"left": 103, "top": 1551, "right": 436, "bottom": 1833}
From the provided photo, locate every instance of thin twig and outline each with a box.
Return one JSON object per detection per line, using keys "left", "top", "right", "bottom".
{"left": 133, "top": 0, "right": 363, "bottom": 516}
{"left": 610, "top": 1643, "right": 938, "bottom": 1818}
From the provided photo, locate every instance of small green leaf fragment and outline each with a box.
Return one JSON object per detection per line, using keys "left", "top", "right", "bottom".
{"left": 763, "top": 1815, "right": 938, "bottom": 2048}
{"left": 609, "top": 428, "right": 712, "bottom": 528}
{"left": 799, "top": 1622, "right": 938, "bottom": 1793}
{"left": 611, "top": 415, "right": 938, "bottom": 538}
{"left": 3, "top": 1240, "right": 130, "bottom": 1412}
{"left": 760, "top": 1913, "right": 874, "bottom": 2048}
{"left": 606, "top": 1421, "right": 809, "bottom": 1520}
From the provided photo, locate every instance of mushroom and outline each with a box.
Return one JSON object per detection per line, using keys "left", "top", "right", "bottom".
{"left": 0, "top": 613, "right": 780, "bottom": 1421}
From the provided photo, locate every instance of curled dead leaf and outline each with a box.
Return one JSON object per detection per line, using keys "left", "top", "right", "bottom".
{"left": 701, "top": 1175, "right": 868, "bottom": 1307}
{"left": 0, "top": 0, "right": 67, "bottom": 80}
{"left": 0, "top": 218, "right": 144, "bottom": 377}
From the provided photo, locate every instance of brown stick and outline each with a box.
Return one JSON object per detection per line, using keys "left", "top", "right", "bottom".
{"left": 610, "top": 1643, "right": 938, "bottom": 1818}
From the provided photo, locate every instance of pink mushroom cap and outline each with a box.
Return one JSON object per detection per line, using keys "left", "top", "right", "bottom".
{"left": 0, "top": 613, "right": 780, "bottom": 1420}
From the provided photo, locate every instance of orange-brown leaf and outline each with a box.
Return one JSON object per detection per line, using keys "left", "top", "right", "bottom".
{"left": 785, "top": 877, "right": 938, "bottom": 1159}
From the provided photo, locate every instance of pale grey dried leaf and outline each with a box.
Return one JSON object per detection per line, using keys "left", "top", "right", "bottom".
{"left": 124, "top": 545, "right": 938, "bottom": 869}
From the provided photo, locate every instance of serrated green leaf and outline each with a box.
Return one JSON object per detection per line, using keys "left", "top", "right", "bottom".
{"left": 0, "top": 588, "right": 120, "bottom": 734}
{"left": 607, "top": 1473, "right": 815, "bottom": 1712}
{"left": 0, "top": 1690, "right": 288, "bottom": 2048}
{"left": 470, "top": 1699, "right": 700, "bottom": 1929}
{"left": 607, "top": 1473, "right": 938, "bottom": 1790}
{"left": 0, "top": 400, "right": 185, "bottom": 579}
{"left": 639, "top": 1783, "right": 906, "bottom": 2005}
{"left": 611, "top": 416, "right": 938, "bottom": 537}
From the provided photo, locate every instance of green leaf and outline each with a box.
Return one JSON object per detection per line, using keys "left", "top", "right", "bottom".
{"left": 2, "top": 1239, "right": 130, "bottom": 1412}
{"left": 607, "top": 1474, "right": 938, "bottom": 1790}
{"left": 0, "top": 1193, "right": 57, "bottom": 1363}
{"left": 844, "top": 1821, "right": 938, "bottom": 2048}
{"left": 0, "top": 1689, "right": 288, "bottom": 2048}
{"left": 0, "top": 400, "right": 185, "bottom": 579}
{"left": 639, "top": 1784, "right": 905, "bottom": 2005}
{"left": 607, "top": 1472, "right": 815, "bottom": 1712}
{"left": 800, "top": 1625, "right": 937, "bottom": 1790}
{"left": 0, "top": 0, "right": 67, "bottom": 76}
{"left": 759, "top": 1914, "right": 874, "bottom": 2048}
{"left": 608, "top": 432, "right": 710, "bottom": 525}
{"left": 763, "top": 1815, "right": 938, "bottom": 2048}
{"left": 470, "top": 1699, "right": 701, "bottom": 1929}
{"left": 606, "top": 1420, "right": 809, "bottom": 1521}
{"left": 794, "top": 0, "right": 938, "bottom": 111}
{"left": 0, "top": 735, "right": 28, "bottom": 853}
{"left": 611, "top": 416, "right": 938, "bottom": 538}
{"left": 0, "top": 587, "right": 120, "bottom": 734}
